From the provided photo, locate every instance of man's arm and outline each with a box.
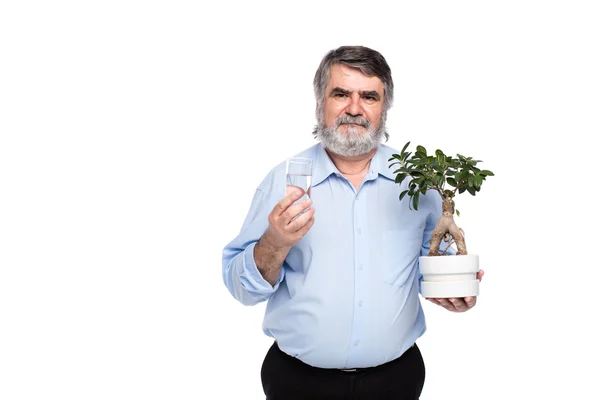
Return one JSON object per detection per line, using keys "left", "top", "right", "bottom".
{"left": 253, "top": 188, "right": 314, "bottom": 285}
{"left": 222, "top": 188, "right": 314, "bottom": 305}
{"left": 222, "top": 188, "right": 280, "bottom": 306}
{"left": 253, "top": 235, "right": 291, "bottom": 287}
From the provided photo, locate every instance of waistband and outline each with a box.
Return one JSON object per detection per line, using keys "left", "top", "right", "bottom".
{"left": 337, "top": 343, "right": 416, "bottom": 373}
{"left": 274, "top": 341, "right": 416, "bottom": 374}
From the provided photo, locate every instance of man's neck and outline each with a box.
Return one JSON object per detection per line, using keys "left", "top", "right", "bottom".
{"left": 325, "top": 147, "right": 377, "bottom": 176}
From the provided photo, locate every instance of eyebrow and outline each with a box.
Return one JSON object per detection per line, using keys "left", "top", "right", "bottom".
{"left": 361, "top": 90, "right": 381, "bottom": 100}
{"left": 329, "top": 87, "right": 381, "bottom": 100}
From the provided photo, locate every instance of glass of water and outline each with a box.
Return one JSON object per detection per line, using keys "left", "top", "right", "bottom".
{"left": 286, "top": 157, "right": 312, "bottom": 203}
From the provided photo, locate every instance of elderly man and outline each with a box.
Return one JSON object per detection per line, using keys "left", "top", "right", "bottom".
{"left": 222, "top": 46, "right": 483, "bottom": 400}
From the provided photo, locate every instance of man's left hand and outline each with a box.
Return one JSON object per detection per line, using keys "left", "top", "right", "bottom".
{"left": 426, "top": 270, "right": 484, "bottom": 312}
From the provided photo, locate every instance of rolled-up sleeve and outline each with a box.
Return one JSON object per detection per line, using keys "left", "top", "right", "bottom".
{"left": 222, "top": 188, "right": 285, "bottom": 306}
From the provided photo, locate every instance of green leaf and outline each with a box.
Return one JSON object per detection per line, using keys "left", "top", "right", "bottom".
{"left": 456, "top": 209, "right": 460, "bottom": 217}
{"left": 467, "top": 187, "right": 476, "bottom": 196}
{"left": 401, "top": 141, "right": 411, "bottom": 154}
{"left": 480, "top": 170, "right": 495, "bottom": 176}
{"left": 416, "top": 145, "right": 427, "bottom": 155}
{"left": 447, "top": 177, "right": 458, "bottom": 187}
{"left": 412, "top": 191, "right": 420, "bottom": 210}
{"left": 436, "top": 175, "right": 445, "bottom": 187}
{"left": 395, "top": 173, "right": 407, "bottom": 184}
{"left": 399, "top": 189, "right": 409, "bottom": 201}
{"left": 455, "top": 170, "right": 468, "bottom": 182}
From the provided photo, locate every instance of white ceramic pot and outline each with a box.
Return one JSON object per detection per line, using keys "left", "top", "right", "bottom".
{"left": 419, "top": 254, "right": 480, "bottom": 298}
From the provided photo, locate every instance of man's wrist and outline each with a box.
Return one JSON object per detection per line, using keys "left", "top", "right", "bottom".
{"left": 260, "top": 231, "right": 292, "bottom": 254}
{"left": 254, "top": 234, "right": 291, "bottom": 285}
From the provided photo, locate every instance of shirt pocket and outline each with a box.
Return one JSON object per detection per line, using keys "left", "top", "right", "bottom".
{"left": 382, "top": 228, "right": 423, "bottom": 287}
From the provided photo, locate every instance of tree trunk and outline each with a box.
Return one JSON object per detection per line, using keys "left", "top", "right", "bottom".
{"left": 428, "top": 197, "right": 467, "bottom": 256}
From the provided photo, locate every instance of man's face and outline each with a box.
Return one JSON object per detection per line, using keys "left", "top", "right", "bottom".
{"left": 323, "top": 64, "right": 385, "bottom": 132}
{"left": 316, "top": 64, "right": 386, "bottom": 157}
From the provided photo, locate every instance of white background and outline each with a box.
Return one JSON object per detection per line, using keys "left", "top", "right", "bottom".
{"left": 1, "top": 1, "right": 599, "bottom": 399}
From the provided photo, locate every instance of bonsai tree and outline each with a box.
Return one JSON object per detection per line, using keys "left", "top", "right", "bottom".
{"left": 388, "top": 142, "right": 494, "bottom": 256}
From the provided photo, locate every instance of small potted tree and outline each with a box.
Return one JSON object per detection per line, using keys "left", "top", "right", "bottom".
{"left": 388, "top": 142, "right": 494, "bottom": 298}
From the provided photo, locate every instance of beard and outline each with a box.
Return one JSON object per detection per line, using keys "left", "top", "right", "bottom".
{"left": 315, "top": 113, "right": 386, "bottom": 157}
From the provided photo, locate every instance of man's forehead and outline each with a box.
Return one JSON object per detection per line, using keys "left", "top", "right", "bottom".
{"left": 327, "top": 64, "right": 384, "bottom": 91}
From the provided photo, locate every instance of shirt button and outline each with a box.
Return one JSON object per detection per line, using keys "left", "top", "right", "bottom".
{"left": 358, "top": 301, "right": 363, "bottom": 307}
{"left": 354, "top": 341, "right": 360, "bottom": 347}
{"left": 359, "top": 264, "right": 364, "bottom": 270}
{"left": 357, "top": 228, "right": 362, "bottom": 234}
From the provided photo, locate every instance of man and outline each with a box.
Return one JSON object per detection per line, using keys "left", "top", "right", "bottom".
{"left": 222, "top": 46, "right": 484, "bottom": 400}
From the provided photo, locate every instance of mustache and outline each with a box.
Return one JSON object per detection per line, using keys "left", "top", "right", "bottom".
{"left": 335, "top": 115, "right": 370, "bottom": 128}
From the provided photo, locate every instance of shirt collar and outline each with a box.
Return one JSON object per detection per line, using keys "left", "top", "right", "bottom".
{"left": 312, "top": 143, "right": 396, "bottom": 187}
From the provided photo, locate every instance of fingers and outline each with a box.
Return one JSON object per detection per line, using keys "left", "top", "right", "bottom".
{"left": 287, "top": 207, "right": 315, "bottom": 232}
{"left": 267, "top": 192, "right": 315, "bottom": 248}
{"left": 275, "top": 189, "right": 306, "bottom": 217}
{"left": 437, "top": 298, "right": 461, "bottom": 312}
{"left": 269, "top": 197, "right": 311, "bottom": 230}
{"left": 464, "top": 296, "right": 477, "bottom": 308}
{"left": 426, "top": 298, "right": 442, "bottom": 307}
{"left": 477, "top": 269, "right": 485, "bottom": 281}
{"left": 426, "top": 297, "right": 477, "bottom": 312}
{"left": 294, "top": 214, "right": 315, "bottom": 237}
{"left": 282, "top": 199, "right": 313, "bottom": 225}
{"left": 448, "top": 298, "right": 469, "bottom": 312}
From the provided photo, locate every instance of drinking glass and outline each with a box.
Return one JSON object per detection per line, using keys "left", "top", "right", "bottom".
{"left": 286, "top": 157, "right": 312, "bottom": 203}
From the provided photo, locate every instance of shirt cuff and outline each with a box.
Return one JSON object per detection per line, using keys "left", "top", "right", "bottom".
{"left": 241, "top": 242, "right": 285, "bottom": 293}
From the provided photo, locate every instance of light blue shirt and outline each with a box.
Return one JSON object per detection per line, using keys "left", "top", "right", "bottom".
{"left": 222, "top": 142, "right": 449, "bottom": 369}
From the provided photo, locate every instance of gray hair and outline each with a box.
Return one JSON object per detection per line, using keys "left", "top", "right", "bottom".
{"left": 312, "top": 46, "right": 394, "bottom": 140}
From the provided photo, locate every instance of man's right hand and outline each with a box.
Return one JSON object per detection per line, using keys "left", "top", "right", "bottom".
{"left": 254, "top": 189, "right": 315, "bottom": 286}
{"left": 262, "top": 188, "right": 315, "bottom": 249}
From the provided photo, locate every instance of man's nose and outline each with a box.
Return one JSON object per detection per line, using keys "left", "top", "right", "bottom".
{"left": 345, "top": 94, "right": 362, "bottom": 117}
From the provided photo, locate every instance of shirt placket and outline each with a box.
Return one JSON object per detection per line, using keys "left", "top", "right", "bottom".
{"left": 345, "top": 181, "right": 370, "bottom": 367}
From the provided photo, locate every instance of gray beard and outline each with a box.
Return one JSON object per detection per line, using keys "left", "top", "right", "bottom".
{"left": 315, "top": 114, "right": 386, "bottom": 157}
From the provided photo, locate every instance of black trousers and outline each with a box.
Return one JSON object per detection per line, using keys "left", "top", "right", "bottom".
{"left": 261, "top": 342, "right": 425, "bottom": 400}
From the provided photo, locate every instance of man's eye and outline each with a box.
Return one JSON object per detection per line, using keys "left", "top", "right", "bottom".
{"left": 364, "top": 96, "right": 376, "bottom": 101}
{"left": 334, "top": 93, "right": 346, "bottom": 98}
